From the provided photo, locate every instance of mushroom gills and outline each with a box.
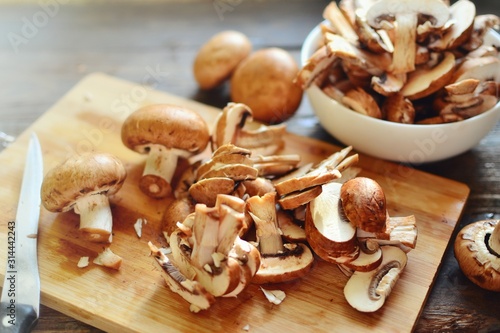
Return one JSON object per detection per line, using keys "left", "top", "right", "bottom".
{"left": 343, "top": 246, "right": 408, "bottom": 312}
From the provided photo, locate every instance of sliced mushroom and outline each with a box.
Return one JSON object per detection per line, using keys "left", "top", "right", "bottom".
{"left": 454, "top": 219, "right": 500, "bottom": 291}
{"left": 357, "top": 215, "right": 418, "bottom": 252}
{"left": 305, "top": 182, "right": 360, "bottom": 264}
{"left": 382, "top": 93, "right": 415, "bottom": 124}
{"left": 461, "top": 14, "right": 500, "bottom": 51}
{"left": 162, "top": 197, "right": 195, "bottom": 242}
{"left": 452, "top": 56, "right": 500, "bottom": 83}
{"left": 170, "top": 197, "right": 260, "bottom": 297}
{"left": 343, "top": 245, "right": 408, "bottom": 312}
{"left": 212, "top": 103, "right": 286, "bottom": 156}
{"left": 340, "top": 246, "right": 383, "bottom": 273}
{"left": 247, "top": 192, "right": 314, "bottom": 284}
{"left": 428, "top": 0, "right": 476, "bottom": 51}
{"left": 365, "top": 0, "right": 450, "bottom": 74}
{"left": 40, "top": 152, "right": 127, "bottom": 243}
{"left": 323, "top": 1, "right": 359, "bottom": 45}
{"left": 148, "top": 242, "right": 216, "bottom": 312}
{"left": 400, "top": 51, "right": 456, "bottom": 100}
{"left": 121, "top": 104, "right": 210, "bottom": 198}
{"left": 274, "top": 146, "right": 357, "bottom": 196}
{"left": 342, "top": 87, "right": 382, "bottom": 118}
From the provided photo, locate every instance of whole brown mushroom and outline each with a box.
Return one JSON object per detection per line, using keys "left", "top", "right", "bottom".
{"left": 41, "top": 152, "right": 127, "bottom": 243}
{"left": 193, "top": 30, "right": 252, "bottom": 90}
{"left": 230, "top": 47, "right": 303, "bottom": 124}
{"left": 454, "top": 219, "right": 500, "bottom": 291}
{"left": 121, "top": 104, "right": 210, "bottom": 199}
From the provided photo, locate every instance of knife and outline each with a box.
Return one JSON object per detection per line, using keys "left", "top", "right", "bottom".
{"left": 0, "top": 133, "right": 43, "bottom": 333}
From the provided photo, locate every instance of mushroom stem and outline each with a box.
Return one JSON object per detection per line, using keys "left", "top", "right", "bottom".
{"left": 247, "top": 193, "right": 284, "bottom": 255}
{"left": 141, "top": 144, "right": 184, "bottom": 198}
{"left": 489, "top": 221, "right": 500, "bottom": 255}
{"left": 391, "top": 12, "right": 418, "bottom": 74}
{"left": 74, "top": 193, "right": 112, "bottom": 242}
{"left": 190, "top": 204, "right": 220, "bottom": 268}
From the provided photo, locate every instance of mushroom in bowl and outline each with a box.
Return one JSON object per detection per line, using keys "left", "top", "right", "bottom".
{"left": 298, "top": 1, "right": 500, "bottom": 164}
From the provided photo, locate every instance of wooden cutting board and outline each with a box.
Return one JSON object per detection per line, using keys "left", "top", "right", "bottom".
{"left": 0, "top": 73, "right": 469, "bottom": 333}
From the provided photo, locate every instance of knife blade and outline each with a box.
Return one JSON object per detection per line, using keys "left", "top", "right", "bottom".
{"left": 0, "top": 133, "right": 43, "bottom": 333}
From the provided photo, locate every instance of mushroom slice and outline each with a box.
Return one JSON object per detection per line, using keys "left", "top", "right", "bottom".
{"left": 278, "top": 186, "right": 323, "bottom": 211}
{"left": 428, "top": 0, "right": 476, "bottom": 51}
{"left": 305, "top": 182, "right": 359, "bottom": 264}
{"left": 247, "top": 192, "right": 314, "bottom": 284}
{"left": 365, "top": 0, "right": 450, "bottom": 74}
{"left": 452, "top": 56, "right": 500, "bottom": 83}
{"left": 342, "top": 87, "right": 382, "bottom": 118}
{"left": 357, "top": 215, "right": 418, "bottom": 252}
{"left": 454, "top": 219, "right": 500, "bottom": 291}
{"left": 323, "top": 1, "right": 359, "bottom": 45}
{"left": 352, "top": 7, "right": 394, "bottom": 54}
{"left": 372, "top": 73, "right": 406, "bottom": 97}
{"left": 274, "top": 146, "right": 356, "bottom": 196}
{"left": 461, "top": 14, "right": 500, "bottom": 51}
{"left": 340, "top": 246, "right": 383, "bottom": 273}
{"left": 325, "top": 33, "right": 391, "bottom": 76}
{"left": 40, "top": 152, "right": 127, "bottom": 243}
{"left": 212, "top": 103, "right": 286, "bottom": 155}
{"left": 170, "top": 199, "right": 258, "bottom": 297}
{"left": 121, "top": 104, "right": 210, "bottom": 199}
{"left": 148, "top": 242, "right": 216, "bottom": 312}
{"left": 277, "top": 209, "right": 306, "bottom": 243}
{"left": 401, "top": 51, "right": 456, "bottom": 100}
{"left": 251, "top": 154, "right": 301, "bottom": 178}
{"left": 295, "top": 45, "right": 340, "bottom": 90}
{"left": 382, "top": 93, "right": 415, "bottom": 124}
{"left": 188, "top": 177, "right": 235, "bottom": 207}
{"left": 343, "top": 245, "right": 408, "bottom": 312}
{"left": 162, "top": 197, "right": 195, "bottom": 242}
{"left": 340, "top": 177, "right": 387, "bottom": 233}
{"left": 174, "top": 160, "right": 202, "bottom": 199}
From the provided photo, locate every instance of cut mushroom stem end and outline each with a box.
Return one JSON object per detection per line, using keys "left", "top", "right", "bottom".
{"left": 140, "top": 144, "right": 191, "bottom": 199}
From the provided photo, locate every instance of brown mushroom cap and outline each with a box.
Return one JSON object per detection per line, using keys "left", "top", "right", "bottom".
{"left": 121, "top": 104, "right": 210, "bottom": 154}
{"left": 41, "top": 152, "right": 127, "bottom": 212}
{"left": 193, "top": 30, "right": 252, "bottom": 90}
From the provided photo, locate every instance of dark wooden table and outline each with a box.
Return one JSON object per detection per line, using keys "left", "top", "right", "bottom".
{"left": 0, "top": 1, "right": 499, "bottom": 332}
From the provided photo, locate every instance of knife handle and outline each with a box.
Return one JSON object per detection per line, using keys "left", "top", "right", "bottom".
{"left": 0, "top": 302, "right": 38, "bottom": 333}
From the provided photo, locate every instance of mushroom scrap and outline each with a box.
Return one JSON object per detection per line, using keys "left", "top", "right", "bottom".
{"left": 121, "top": 104, "right": 210, "bottom": 199}
{"left": 298, "top": 0, "right": 500, "bottom": 124}
{"left": 41, "top": 152, "right": 127, "bottom": 243}
{"left": 454, "top": 219, "right": 500, "bottom": 291}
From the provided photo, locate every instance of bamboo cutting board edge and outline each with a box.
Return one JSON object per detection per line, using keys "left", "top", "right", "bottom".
{"left": 0, "top": 72, "right": 470, "bottom": 333}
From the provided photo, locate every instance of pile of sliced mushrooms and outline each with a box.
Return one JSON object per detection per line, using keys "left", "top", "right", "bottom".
{"left": 296, "top": 0, "right": 500, "bottom": 124}
{"left": 40, "top": 99, "right": 419, "bottom": 312}
{"left": 128, "top": 102, "right": 416, "bottom": 313}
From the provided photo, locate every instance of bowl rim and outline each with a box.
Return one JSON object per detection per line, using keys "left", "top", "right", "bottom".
{"left": 300, "top": 20, "right": 500, "bottom": 129}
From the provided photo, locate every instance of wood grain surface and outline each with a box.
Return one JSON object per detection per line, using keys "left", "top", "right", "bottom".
{"left": 0, "top": 72, "right": 470, "bottom": 332}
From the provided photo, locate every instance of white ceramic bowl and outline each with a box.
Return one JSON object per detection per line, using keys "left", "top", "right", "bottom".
{"left": 300, "top": 23, "right": 500, "bottom": 164}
